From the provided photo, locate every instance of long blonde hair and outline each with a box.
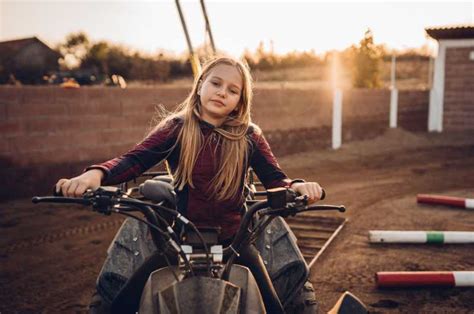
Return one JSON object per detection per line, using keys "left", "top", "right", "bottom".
{"left": 157, "top": 56, "right": 253, "bottom": 201}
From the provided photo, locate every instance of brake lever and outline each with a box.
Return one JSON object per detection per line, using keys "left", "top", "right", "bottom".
{"left": 258, "top": 202, "right": 301, "bottom": 217}
{"left": 295, "top": 195, "right": 309, "bottom": 206}
{"left": 297, "top": 204, "right": 346, "bottom": 213}
{"left": 89, "top": 187, "right": 126, "bottom": 215}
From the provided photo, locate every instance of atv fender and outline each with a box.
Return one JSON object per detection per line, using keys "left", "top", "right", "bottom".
{"left": 255, "top": 216, "right": 309, "bottom": 306}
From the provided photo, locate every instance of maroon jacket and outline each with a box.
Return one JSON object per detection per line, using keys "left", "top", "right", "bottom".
{"left": 89, "top": 118, "right": 291, "bottom": 239}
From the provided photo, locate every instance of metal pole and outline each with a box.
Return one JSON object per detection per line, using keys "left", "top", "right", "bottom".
{"left": 175, "top": 0, "right": 201, "bottom": 76}
{"left": 199, "top": 0, "right": 216, "bottom": 55}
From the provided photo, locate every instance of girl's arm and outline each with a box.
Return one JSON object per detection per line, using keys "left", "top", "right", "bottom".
{"left": 56, "top": 118, "right": 180, "bottom": 197}
{"left": 87, "top": 119, "right": 180, "bottom": 185}
{"left": 249, "top": 129, "right": 291, "bottom": 189}
{"left": 249, "top": 128, "right": 323, "bottom": 203}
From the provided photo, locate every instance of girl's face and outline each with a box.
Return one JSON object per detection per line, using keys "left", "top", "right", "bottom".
{"left": 198, "top": 64, "right": 243, "bottom": 127}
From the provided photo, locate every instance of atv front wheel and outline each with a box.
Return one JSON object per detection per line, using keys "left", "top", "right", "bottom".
{"left": 284, "top": 280, "right": 318, "bottom": 314}
{"left": 89, "top": 291, "right": 111, "bottom": 314}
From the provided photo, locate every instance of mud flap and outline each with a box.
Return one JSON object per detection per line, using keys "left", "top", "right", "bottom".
{"left": 255, "top": 216, "right": 309, "bottom": 306}
{"left": 96, "top": 218, "right": 157, "bottom": 304}
{"left": 328, "top": 291, "right": 368, "bottom": 314}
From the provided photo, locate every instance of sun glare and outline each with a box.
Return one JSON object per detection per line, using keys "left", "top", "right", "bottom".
{"left": 0, "top": 1, "right": 471, "bottom": 56}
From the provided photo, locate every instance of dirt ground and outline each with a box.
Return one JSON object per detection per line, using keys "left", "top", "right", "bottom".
{"left": 1, "top": 128, "right": 474, "bottom": 313}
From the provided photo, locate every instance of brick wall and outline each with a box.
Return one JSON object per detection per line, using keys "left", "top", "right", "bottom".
{"left": 341, "top": 89, "right": 390, "bottom": 142}
{"left": 0, "top": 86, "right": 428, "bottom": 199}
{"left": 399, "top": 90, "right": 429, "bottom": 132}
{"left": 444, "top": 47, "right": 474, "bottom": 131}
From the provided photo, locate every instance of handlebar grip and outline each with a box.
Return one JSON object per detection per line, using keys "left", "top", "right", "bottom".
{"left": 320, "top": 189, "right": 326, "bottom": 200}
{"left": 32, "top": 196, "right": 91, "bottom": 205}
{"left": 53, "top": 185, "right": 63, "bottom": 197}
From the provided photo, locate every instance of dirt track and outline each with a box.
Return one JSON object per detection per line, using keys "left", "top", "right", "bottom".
{"left": 1, "top": 128, "right": 474, "bottom": 313}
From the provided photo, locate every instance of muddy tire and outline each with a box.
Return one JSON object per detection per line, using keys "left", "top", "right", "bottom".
{"left": 89, "top": 291, "right": 111, "bottom": 314}
{"left": 284, "top": 281, "right": 318, "bottom": 314}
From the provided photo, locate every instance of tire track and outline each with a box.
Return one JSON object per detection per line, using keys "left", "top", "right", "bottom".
{"left": 3, "top": 219, "right": 123, "bottom": 254}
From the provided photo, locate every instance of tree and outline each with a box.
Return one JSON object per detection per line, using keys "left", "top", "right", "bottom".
{"left": 352, "top": 29, "right": 382, "bottom": 88}
{"left": 82, "top": 41, "right": 110, "bottom": 75}
{"left": 57, "top": 32, "right": 90, "bottom": 69}
{"left": 107, "top": 46, "right": 132, "bottom": 78}
{"left": 254, "top": 41, "right": 278, "bottom": 70}
{"left": 129, "top": 53, "right": 172, "bottom": 81}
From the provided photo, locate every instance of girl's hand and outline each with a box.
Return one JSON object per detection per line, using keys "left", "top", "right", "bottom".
{"left": 55, "top": 169, "right": 104, "bottom": 197}
{"left": 290, "top": 181, "right": 323, "bottom": 204}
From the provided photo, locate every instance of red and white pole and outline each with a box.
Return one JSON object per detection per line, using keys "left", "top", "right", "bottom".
{"left": 417, "top": 194, "right": 474, "bottom": 209}
{"left": 376, "top": 271, "right": 474, "bottom": 288}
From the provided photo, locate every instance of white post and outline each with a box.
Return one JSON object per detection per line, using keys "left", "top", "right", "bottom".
{"left": 332, "top": 89, "right": 342, "bottom": 150}
{"left": 429, "top": 41, "right": 446, "bottom": 132}
{"left": 428, "top": 39, "right": 474, "bottom": 132}
{"left": 331, "top": 52, "right": 342, "bottom": 150}
{"left": 428, "top": 56, "right": 434, "bottom": 89}
{"left": 389, "top": 55, "right": 398, "bottom": 128}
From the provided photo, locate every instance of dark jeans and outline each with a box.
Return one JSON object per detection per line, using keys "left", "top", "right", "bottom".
{"left": 110, "top": 243, "right": 284, "bottom": 314}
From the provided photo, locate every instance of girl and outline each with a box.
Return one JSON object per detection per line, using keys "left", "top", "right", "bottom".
{"left": 56, "top": 56, "right": 323, "bottom": 313}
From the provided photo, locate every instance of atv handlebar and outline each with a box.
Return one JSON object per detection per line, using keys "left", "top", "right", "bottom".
{"left": 33, "top": 186, "right": 201, "bottom": 275}
{"left": 220, "top": 187, "right": 344, "bottom": 279}
{"left": 32, "top": 185, "right": 345, "bottom": 279}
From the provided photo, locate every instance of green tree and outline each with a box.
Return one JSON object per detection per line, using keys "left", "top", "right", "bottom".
{"left": 241, "top": 48, "right": 257, "bottom": 69}
{"left": 352, "top": 29, "right": 382, "bottom": 88}
{"left": 82, "top": 41, "right": 110, "bottom": 75}
{"left": 107, "top": 46, "right": 132, "bottom": 78}
{"left": 255, "top": 41, "right": 278, "bottom": 70}
{"left": 57, "top": 32, "right": 90, "bottom": 69}
{"left": 128, "top": 53, "right": 171, "bottom": 81}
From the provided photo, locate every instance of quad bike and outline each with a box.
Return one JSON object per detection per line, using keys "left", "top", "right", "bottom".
{"left": 33, "top": 176, "right": 368, "bottom": 313}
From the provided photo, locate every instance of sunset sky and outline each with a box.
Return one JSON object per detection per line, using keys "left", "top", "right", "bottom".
{"left": 0, "top": 0, "right": 472, "bottom": 57}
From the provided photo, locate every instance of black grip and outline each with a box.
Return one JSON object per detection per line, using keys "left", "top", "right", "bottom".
{"left": 32, "top": 196, "right": 91, "bottom": 205}
{"left": 32, "top": 196, "right": 42, "bottom": 204}
{"left": 53, "top": 185, "right": 63, "bottom": 197}
{"left": 320, "top": 189, "right": 326, "bottom": 200}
